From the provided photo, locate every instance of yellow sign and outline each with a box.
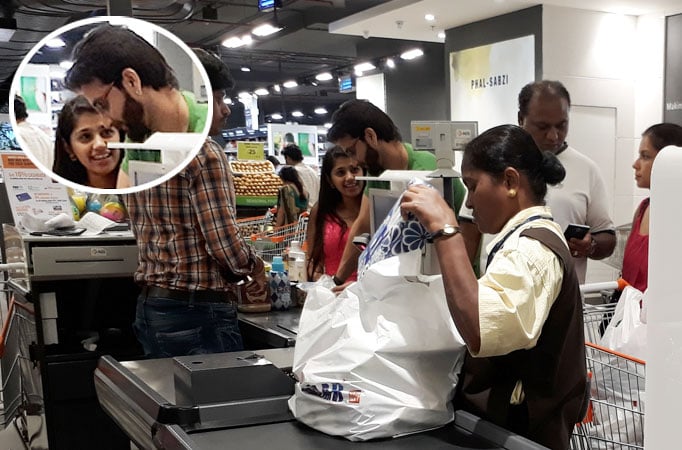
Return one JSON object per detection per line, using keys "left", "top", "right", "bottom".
{"left": 237, "top": 141, "right": 265, "bottom": 160}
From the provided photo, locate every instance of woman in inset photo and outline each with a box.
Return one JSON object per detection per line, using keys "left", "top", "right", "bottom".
{"left": 52, "top": 95, "right": 124, "bottom": 189}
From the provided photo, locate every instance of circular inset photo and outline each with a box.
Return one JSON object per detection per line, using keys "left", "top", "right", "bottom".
{"left": 9, "top": 16, "right": 213, "bottom": 195}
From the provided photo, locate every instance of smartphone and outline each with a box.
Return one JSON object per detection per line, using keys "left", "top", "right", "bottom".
{"left": 564, "top": 224, "right": 590, "bottom": 240}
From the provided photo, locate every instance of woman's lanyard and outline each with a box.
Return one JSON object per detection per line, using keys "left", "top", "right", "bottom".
{"left": 485, "top": 215, "right": 553, "bottom": 270}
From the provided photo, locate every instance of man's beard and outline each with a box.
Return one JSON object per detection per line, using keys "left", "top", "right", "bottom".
{"left": 365, "top": 144, "right": 383, "bottom": 176}
{"left": 122, "top": 93, "right": 151, "bottom": 142}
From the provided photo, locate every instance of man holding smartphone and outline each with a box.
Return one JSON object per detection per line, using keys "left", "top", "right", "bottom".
{"left": 460, "top": 81, "right": 616, "bottom": 283}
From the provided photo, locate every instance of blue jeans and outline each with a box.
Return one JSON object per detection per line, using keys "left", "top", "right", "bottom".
{"left": 133, "top": 294, "right": 244, "bottom": 358}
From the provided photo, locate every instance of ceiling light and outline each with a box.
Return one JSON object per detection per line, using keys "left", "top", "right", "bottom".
{"left": 46, "top": 38, "right": 66, "bottom": 48}
{"left": 292, "top": 111, "right": 304, "bottom": 118}
{"left": 252, "top": 23, "right": 282, "bottom": 37}
{"left": 437, "top": 31, "right": 446, "bottom": 39}
{"left": 271, "top": 113, "right": 283, "bottom": 120}
{"left": 238, "top": 91, "right": 251, "bottom": 99}
{"left": 425, "top": 14, "right": 435, "bottom": 21}
{"left": 223, "top": 98, "right": 233, "bottom": 105}
{"left": 400, "top": 48, "right": 424, "bottom": 60}
{"left": 283, "top": 80, "right": 298, "bottom": 88}
{"left": 385, "top": 58, "right": 395, "bottom": 69}
{"left": 59, "top": 60, "right": 73, "bottom": 70}
{"left": 222, "top": 36, "right": 245, "bottom": 48}
{"left": 324, "top": 122, "right": 332, "bottom": 129}
{"left": 315, "top": 72, "right": 333, "bottom": 81}
{"left": 314, "top": 107, "right": 327, "bottom": 115}
{"left": 354, "top": 62, "right": 376, "bottom": 72}
{"left": 241, "top": 66, "right": 251, "bottom": 72}
{"left": 241, "top": 34, "right": 253, "bottom": 45}
{"left": 0, "top": 17, "right": 17, "bottom": 42}
{"left": 273, "top": 84, "right": 281, "bottom": 92}
{"left": 254, "top": 88, "right": 269, "bottom": 96}
{"left": 354, "top": 69, "right": 363, "bottom": 77}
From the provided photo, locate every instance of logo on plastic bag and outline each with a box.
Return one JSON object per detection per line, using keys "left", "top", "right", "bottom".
{"left": 301, "top": 383, "right": 351, "bottom": 402}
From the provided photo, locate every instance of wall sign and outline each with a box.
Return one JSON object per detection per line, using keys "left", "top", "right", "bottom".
{"left": 665, "top": 14, "right": 682, "bottom": 125}
{"left": 450, "top": 35, "right": 535, "bottom": 133}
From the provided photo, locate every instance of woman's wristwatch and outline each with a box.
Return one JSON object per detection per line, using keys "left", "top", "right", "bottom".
{"left": 332, "top": 275, "right": 344, "bottom": 286}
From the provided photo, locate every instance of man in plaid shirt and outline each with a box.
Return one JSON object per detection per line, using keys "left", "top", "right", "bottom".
{"left": 125, "top": 49, "right": 267, "bottom": 357}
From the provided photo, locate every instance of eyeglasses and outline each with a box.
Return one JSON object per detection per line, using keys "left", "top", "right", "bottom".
{"left": 92, "top": 83, "right": 115, "bottom": 111}
{"left": 343, "top": 137, "right": 361, "bottom": 156}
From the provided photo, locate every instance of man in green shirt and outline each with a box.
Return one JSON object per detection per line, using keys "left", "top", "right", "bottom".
{"left": 327, "top": 99, "right": 466, "bottom": 289}
{"left": 64, "top": 24, "right": 208, "bottom": 187}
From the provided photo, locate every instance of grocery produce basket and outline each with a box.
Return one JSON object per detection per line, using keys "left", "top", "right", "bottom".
{"left": 571, "top": 303, "right": 645, "bottom": 450}
{"left": 249, "top": 212, "right": 308, "bottom": 262}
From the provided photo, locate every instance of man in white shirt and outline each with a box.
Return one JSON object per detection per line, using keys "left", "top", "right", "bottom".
{"left": 460, "top": 80, "right": 616, "bottom": 284}
{"left": 14, "top": 95, "right": 54, "bottom": 171}
{"left": 282, "top": 144, "right": 319, "bottom": 207}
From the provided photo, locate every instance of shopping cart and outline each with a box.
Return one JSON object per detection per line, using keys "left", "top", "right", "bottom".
{"left": 571, "top": 301, "right": 646, "bottom": 450}
{"left": 249, "top": 212, "right": 308, "bottom": 262}
{"left": 236, "top": 209, "right": 276, "bottom": 236}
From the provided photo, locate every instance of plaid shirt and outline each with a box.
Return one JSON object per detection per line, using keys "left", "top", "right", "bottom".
{"left": 125, "top": 139, "right": 259, "bottom": 291}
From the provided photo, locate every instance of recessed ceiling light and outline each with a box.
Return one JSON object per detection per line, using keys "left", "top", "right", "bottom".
{"left": 252, "top": 23, "right": 282, "bottom": 36}
{"left": 354, "top": 62, "right": 376, "bottom": 72}
{"left": 241, "top": 66, "right": 251, "bottom": 72}
{"left": 254, "top": 88, "right": 269, "bottom": 96}
{"left": 223, "top": 98, "right": 233, "bottom": 105}
{"left": 222, "top": 36, "right": 245, "bottom": 48}
{"left": 385, "top": 58, "right": 395, "bottom": 69}
{"left": 314, "top": 107, "right": 327, "bottom": 115}
{"left": 315, "top": 72, "right": 333, "bottom": 81}
{"left": 46, "top": 38, "right": 66, "bottom": 48}
{"left": 324, "top": 122, "right": 332, "bottom": 128}
{"left": 238, "top": 91, "right": 251, "bottom": 99}
{"left": 292, "top": 111, "right": 304, "bottom": 117}
{"left": 400, "top": 48, "right": 424, "bottom": 60}
{"left": 437, "top": 31, "right": 446, "bottom": 39}
{"left": 273, "top": 84, "right": 281, "bottom": 92}
{"left": 59, "top": 60, "right": 73, "bottom": 70}
{"left": 283, "top": 80, "right": 298, "bottom": 88}
{"left": 271, "top": 113, "right": 283, "bottom": 120}
{"left": 425, "top": 14, "right": 435, "bottom": 21}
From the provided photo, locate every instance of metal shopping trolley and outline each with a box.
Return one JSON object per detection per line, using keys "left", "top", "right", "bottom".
{"left": 249, "top": 212, "right": 308, "bottom": 262}
{"left": 236, "top": 209, "right": 276, "bottom": 236}
{"left": 571, "top": 302, "right": 646, "bottom": 450}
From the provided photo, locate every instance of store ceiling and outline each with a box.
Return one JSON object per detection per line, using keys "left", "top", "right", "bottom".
{"left": 2, "top": 0, "right": 682, "bottom": 125}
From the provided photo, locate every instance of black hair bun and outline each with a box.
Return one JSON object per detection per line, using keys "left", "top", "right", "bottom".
{"left": 541, "top": 151, "right": 566, "bottom": 185}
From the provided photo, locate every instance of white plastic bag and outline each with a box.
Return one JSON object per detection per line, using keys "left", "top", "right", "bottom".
{"left": 288, "top": 253, "right": 466, "bottom": 441}
{"left": 600, "top": 286, "right": 646, "bottom": 360}
{"left": 288, "top": 181, "right": 466, "bottom": 441}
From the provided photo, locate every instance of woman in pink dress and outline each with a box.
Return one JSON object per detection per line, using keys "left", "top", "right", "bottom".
{"left": 622, "top": 123, "right": 682, "bottom": 292}
{"left": 306, "top": 146, "right": 364, "bottom": 281}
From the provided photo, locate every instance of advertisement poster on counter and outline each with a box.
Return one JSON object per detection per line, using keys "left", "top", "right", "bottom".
{"left": 450, "top": 35, "right": 535, "bottom": 133}
{"left": 0, "top": 152, "right": 70, "bottom": 226}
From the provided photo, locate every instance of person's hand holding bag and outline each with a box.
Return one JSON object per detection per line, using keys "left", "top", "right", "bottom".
{"left": 400, "top": 184, "right": 459, "bottom": 235}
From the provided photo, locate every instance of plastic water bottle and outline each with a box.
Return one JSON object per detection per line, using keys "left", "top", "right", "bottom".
{"left": 270, "top": 256, "right": 291, "bottom": 310}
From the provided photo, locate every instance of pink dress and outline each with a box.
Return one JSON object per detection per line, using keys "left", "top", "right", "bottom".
{"left": 323, "top": 218, "right": 357, "bottom": 282}
{"left": 621, "top": 198, "right": 649, "bottom": 292}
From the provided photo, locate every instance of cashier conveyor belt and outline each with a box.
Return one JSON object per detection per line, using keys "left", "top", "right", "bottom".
{"left": 95, "top": 348, "right": 547, "bottom": 450}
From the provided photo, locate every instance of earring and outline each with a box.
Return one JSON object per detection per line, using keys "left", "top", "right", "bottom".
{"left": 69, "top": 154, "right": 77, "bottom": 161}
{"left": 507, "top": 189, "right": 517, "bottom": 198}
{"left": 135, "top": 90, "right": 141, "bottom": 95}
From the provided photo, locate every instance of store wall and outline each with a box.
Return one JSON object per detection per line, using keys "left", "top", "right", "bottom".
{"left": 542, "top": 5, "right": 665, "bottom": 282}
{"left": 383, "top": 43, "right": 447, "bottom": 140}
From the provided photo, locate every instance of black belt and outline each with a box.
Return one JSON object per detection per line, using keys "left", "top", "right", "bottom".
{"left": 140, "top": 285, "right": 236, "bottom": 304}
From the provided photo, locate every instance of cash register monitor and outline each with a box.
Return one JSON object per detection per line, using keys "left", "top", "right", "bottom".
{"left": 369, "top": 188, "right": 402, "bottom": 235}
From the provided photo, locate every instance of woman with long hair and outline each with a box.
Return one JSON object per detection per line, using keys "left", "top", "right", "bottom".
{"left": 305, "top": 146, "right": 364, "bottom": 281}
{"left": 275, "top": 166, "right": 308, "bottom": 227}
{"left": 52, "top": 95, "right": 123, "bottom": 189}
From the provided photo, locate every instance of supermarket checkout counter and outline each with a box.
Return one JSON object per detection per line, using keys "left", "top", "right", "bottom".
{"left": 95, "top": 348, "right": 547, "bottom": 450}
{"left": 1, "top": 224, "right": 142, "bottom": 449}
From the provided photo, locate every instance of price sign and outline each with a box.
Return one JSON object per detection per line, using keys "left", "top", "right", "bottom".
{"left": 237, "top": 141, "right": 265, "bottom": 161}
